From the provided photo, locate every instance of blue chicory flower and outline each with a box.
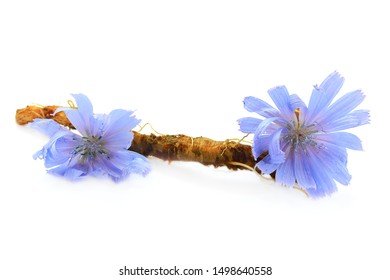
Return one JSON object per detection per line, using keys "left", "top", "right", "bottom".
{"left": 29, "top": 94, "right": 150, "bottom": 181}
{"left": 238, "top": 72, "right": 369, "bottom": 197}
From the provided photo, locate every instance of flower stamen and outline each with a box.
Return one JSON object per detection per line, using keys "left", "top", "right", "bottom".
{"left": 72, "top": 135, "right": 109, "bottom": 160}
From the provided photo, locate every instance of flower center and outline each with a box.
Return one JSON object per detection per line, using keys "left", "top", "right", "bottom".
{"left": 288, "top": 125, "right": 317, "bottom": 149}
{"left": 284, "top": 109, "right": 318, "bottom": 150}
{"left": 72, "top": 135, "right": 109, "bottom": 160}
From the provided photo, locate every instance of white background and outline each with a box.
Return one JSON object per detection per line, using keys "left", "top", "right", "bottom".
{"left": 1, "top": 1, "right": 388, "bottom": 279}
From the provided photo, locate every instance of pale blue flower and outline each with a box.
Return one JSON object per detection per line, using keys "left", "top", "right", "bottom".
{"left": 238, "top": 72, "right": 369, "bottom": 197}
{"left": 29, "top": 94, "right": 150, "bottom": 181}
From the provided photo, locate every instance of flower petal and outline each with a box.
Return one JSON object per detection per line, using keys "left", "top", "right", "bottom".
{"left": 307, "top": 72, "right": 344, "bottom": 122}
{"left": 318, "top": 90, "right": 365, "bottom": 124}
{"left": 289, "top": 94, "right": 307, "bottom": 111}
{"left": 316, "top": 132, "right": 363, "bottom": 150}
{"left": 268, "top": 128, "right": 285, "bottom": 164}
{"left": 122, "top": 151, "right": 151, "bottom": 176}
{"left": 60, "top": 109, "right": 90, "bottom": 135}
{"left": 253, "top": 117, "right": 280, "bottom": 136}
{"left": 48, "top": 162, "right": 88, "bottom": 180}
{"left": 28, "top": 119, "right": 67, "bottom": 137}
{"left": 321, "top": 109, "right": 370, "bottom": 131}
{"left": 243, "top": 96, "right": 279, "bottom": 118}
{"left": 268, "top": 86, "right": 294, "bottom": 117}
{"left": 98, "top": 110, "right": 141, "bottom": 151}
{"left": 252, "top": 117, "right": 280, "bottom": 159}
{"left": 237, "top": 117, "right": 262, "bottom": 133}
{"left": 103, "top": 109, "right": 139, "bottom": 137}
{"left": 275, "top": 146, "right": 295, "bottom": 187}
{"left": 43, "top": 134, "right": 79, "bottom": 168}
{"left": 88, "top": 115, "right": 106, "bottom": 137}
{"left": 33, "top": 130, "right": 77, "bottom": 166}
{"left": 252, "top": 134, "right": 271, "bottom": 160}
{"left": 56, "top": 94, "right": 94, "bottom": 136}
{"left": 95, "top": 149, "right": 151, "bottom": 181}
{"left": 71, "top": 93, "right": 93, "bottom": 116}
{"left": 305, "top": 154, "right": 338, "bottom": 198}
{"left": 256, "top": 155, "right": 280, "bottom": 174}
{"left": 294, "top": 150, "right": 316, "bottom": 189}
{"left": 319, "top": 147, "right": 351, "bottom": 185}
{"left": 306, "top": 177, "right": 337, "bottom": 198}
